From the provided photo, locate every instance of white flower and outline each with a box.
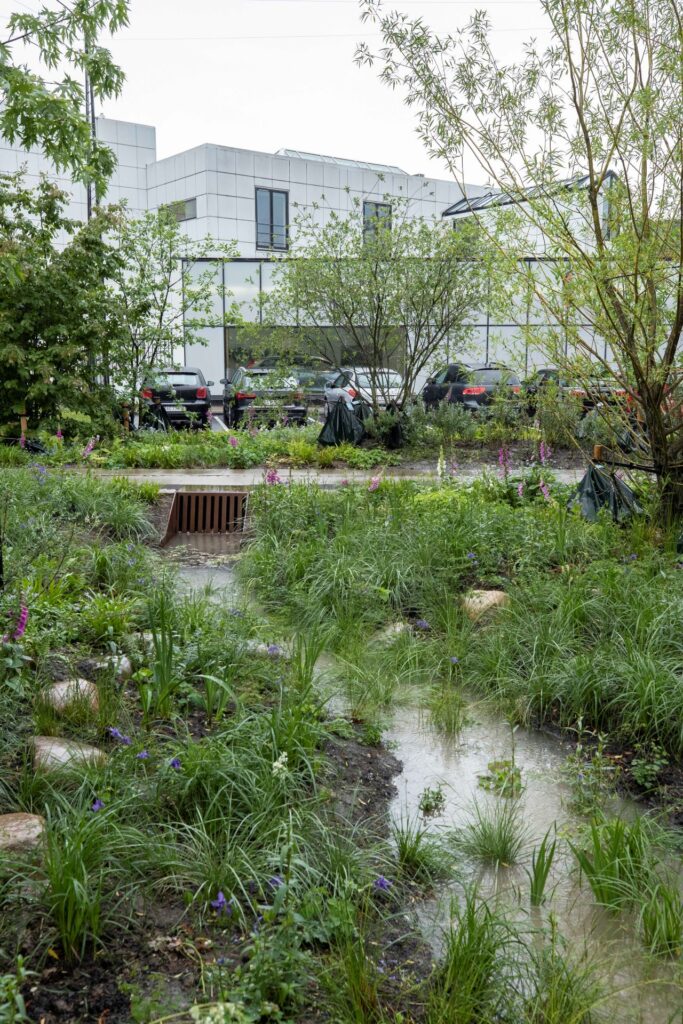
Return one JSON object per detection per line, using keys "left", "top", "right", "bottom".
{"left": 437, "top": 445, "right": 445, "bottom": 482}
{"left": 272, "top": 751, "right": 289, "bottom": 777}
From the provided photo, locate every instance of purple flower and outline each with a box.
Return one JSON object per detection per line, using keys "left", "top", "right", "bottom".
{"left": 368, "top": 476, "right": 381, "bottom": 492}
{"left": 517, "top": 481, "right": 524, "bottom": 498}
{"left": 91, "top": 798, "right": 105, "bottom": 813}
{"left": 169, "top": 757, "right": 182, "bottom": 770}
{"left": 12, "top": 605, "right": 28, "bottom": 641}
{"left": 539, "top": 441, "right": 553, "bottom": 466}
{"left": 265, "top": 468, "right": 282, "bottom": 485}
{"left": 267, "top": 875, "right": 284, "bottom": 890}
{"left": 340, "top": 478, "right": 350, "bottom": 487}
{"left": 228, "top": 436, "right": 239, "bottom": 448}
{"left": 414, "top": 619, "right": 430, "bottom": 631}
{"left": 19, "top": 434, "right": 25, "bottom": 450}
{"left": 466, "top": 552, "right": 477, "bottom": 561}
{"left": 136, "top": 750, "right": 150, "bottom": 760}
{"left": 450, "top": 656, "right": 459, "bottom": 664}
{"left": 56, "top": 429, "right": 63, "bottom": 441}
{"left": 267, "top": 643, "right": 282, "bottom": 657}
{"left": 498, "top": 445, "right": 511, "bottom": 477}
{"left": 373, "top": 875, "right": 392, "bottom": 891}
{"left": 210, "top": 891, "right": 233, "bottom": 915}
{"left": 539, "top": 480, "right": 551, "bottom": 502}
{"left": 81, "top": 435, "right": 99, "bottom": 459}
{"left": 107, "top": 726, "right": 131, "bottom": 746}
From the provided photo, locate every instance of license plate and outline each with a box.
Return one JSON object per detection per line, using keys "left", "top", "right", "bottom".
{"left": 165, "top": 405, "right": 183, "bottom": 412}
{"left": 261, "top": 400, "right": 278, "bottom": 407}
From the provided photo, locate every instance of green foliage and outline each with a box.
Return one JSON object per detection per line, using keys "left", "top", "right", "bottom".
{"left": 418, "top": 784, "right": 447, "bottom": 817}
{"left": 0, "top": 2, "right": 128, "bottom": 193}
{"left": 478, "top": 760, "right": 523, "bottom": 798}
{"left": 0, "top": 175, "right": 122, "bottom": 428}
{"left": 527, "top": 828, "right": 557, "bottom": 907}
{"left": 638, "top": 881, "right": 683, "bottom": 958}
{"left": 391, "top": 815, "right": 452, "bottom": 884}
{"left": 569, "top": 817, "right": 654, "bottom": 911}
{"left": 453, "top": 801, "right": 529, "bottom": 867}
{"left": 0, "top": 955, "right": 30, "bottom": 1023}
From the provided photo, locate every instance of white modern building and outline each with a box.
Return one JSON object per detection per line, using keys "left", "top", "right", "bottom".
{"left": 0, "top": 114, "right": 509, "bottom": 391}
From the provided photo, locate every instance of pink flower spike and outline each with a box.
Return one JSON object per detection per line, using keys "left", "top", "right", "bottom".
{"left": 228, "top": 436, "right": 239, "bottom": 448}
{"left": 56, "top": 429, "right": 63, "bottom": 441}
{"left": 265, "top": 468, "right": 282, "bottom": 485}
{"left": 540, "top": 480, "right": 551, "bottom": 502}
{"left": 19, "top": 434, "right": 25, "bottom": 449}
{"left": 517, "top": 481, "right": 524, "bottom": 498}
{"left": 368, "top": 476, "right": 381, "bottom": 493}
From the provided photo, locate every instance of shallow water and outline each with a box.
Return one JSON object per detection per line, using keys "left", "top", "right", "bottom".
{"left": 383, "top": 701, "right": 683, "bottom": 1023}
{"left": 176, "top": 562, "right": 238, "bottom": 603}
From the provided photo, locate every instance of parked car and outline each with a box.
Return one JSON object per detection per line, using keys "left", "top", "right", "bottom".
{"left": 293, "top": 367, "right": 339, "bottom": 408}
{"left": 221, "top": 367, "right": 307, "bottom": 426}
{"left": 523, "top": 368, "right": 629, "bottom": 417}
{"left": 324, "top": 367, "right": 404, "bottom": 411}
{"left": 422, "top": 363, "right": 521, "bottom": 412}
{"left": 141, "top": 367, "right": 213, "bottom": 428}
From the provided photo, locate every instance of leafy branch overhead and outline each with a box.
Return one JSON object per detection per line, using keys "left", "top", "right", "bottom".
{"left": 0, "top": 1, "right": 130, "bottom": 193}
{"left": 358, "top": 0, "right": 683, "bottom": 518}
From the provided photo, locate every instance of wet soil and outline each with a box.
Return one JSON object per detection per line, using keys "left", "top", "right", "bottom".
{"left": 21, "top": 729, "right": 437, "bottom": 1024}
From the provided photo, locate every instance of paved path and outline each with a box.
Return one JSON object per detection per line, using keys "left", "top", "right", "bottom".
{"left": 91, "top": 464, "right": 585, "bottom": 490}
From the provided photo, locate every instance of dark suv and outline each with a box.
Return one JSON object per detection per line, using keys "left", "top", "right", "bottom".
{"left": 142, "top": 367, "right": 213, "bottom": 428}
{"left": 423, "top": 363, "right": 521, "bottom": 412}
{"left": 221, "top": 367, "right": 307, "bottom": 426}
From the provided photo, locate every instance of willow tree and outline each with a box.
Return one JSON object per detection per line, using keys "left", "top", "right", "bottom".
{"left": 358, "top": 0, "right": 683, "bottom": 518}
{"left": 258, "top": 196, "right": 486, "bottom": 412}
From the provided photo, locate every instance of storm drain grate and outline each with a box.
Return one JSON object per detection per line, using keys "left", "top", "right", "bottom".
{"left": 162, "top": 491, "right": 248, "bottom": 544}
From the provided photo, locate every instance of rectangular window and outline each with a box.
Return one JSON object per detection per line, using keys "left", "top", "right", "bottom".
{"left": 161, "top": 198, "right": 197, "bottom": 223}
{"left": 256, "top": 188, "right": 289, "bottom": 251}
{"left": 363, "top": 200, "right": 391, "bottom": 240}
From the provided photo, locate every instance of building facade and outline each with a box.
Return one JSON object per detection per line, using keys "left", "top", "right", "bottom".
{"left": 0, "top": 116, "right": 493, "bottom": 391}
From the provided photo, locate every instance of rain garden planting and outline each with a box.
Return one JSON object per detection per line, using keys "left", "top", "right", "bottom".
{"left": 0, "top": 465, "right": 682, "bottom": 1022}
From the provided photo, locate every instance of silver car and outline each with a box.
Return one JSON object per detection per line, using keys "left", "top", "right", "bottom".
{"left": 324, "top": 367, "right": 404, "bottom": 412}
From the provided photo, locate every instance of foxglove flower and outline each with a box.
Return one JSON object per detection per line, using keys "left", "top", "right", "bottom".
{"left": 265, "top": 468, "right": 282, "bottom": 485}
{"left": 368, "top": 476, "right": 381, "bottom": 492}
{"left": 228, "top": 436, "right": 239, "bottom": 448}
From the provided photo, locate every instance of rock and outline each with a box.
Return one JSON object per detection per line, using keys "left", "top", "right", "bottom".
{"left": 32, "top": 737, "right": 106, "bottom": 771}
{"left": 0, "top": 812, "right": 45, "bottom": 853}
{"left": 44, "top": 679, "right": 99, "bottom": 714}
{"left": 374, "top": 621, "right": 411, "bottom": 644}
{"left": 462, "top": 589, "right": 510, "bottom": 621}
{"left": 112, "top": 655, "right": 133, "bottom": 681}
{"left": 92, "top": 655, "right": 133, "bottom": 682}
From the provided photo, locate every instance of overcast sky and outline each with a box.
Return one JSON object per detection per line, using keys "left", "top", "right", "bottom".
{"left": 10, "top": 0, "right": 550, "bottom": 184}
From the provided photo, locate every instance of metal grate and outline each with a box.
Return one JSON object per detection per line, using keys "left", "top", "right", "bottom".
{"left": 162, "top": 491, "right": 247, "bottom": 544}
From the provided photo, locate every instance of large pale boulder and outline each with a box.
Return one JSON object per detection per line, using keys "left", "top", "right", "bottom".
{"left": 32, "top": 737, "right": 106, "bottom": 771}
{"left": 462, "top": 589, "right": 510, "bottom": 621}
{"left": 44, "top": 679, "right": 99, "bottom": 714}
{"left": 0, "top": 813, "right": 45, "bottom": 853}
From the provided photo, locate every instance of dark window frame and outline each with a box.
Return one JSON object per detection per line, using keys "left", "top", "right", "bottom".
{"left": 255, "top": 187, "right": 289, "bottom": 251}
{"left": 160, "top": 197, "right": 197, "bottom": 223}
{"left": 363, "top": 200, "right": 392, "bottom": 240}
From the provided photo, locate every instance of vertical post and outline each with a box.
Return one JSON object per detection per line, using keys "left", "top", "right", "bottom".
{"left": 84, "top": 31, "right": 97, "bottom": 223}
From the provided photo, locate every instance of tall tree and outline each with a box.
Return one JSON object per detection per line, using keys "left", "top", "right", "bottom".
{"left": 258, "top": 196, "right": 486, "bottom": 412}
{"left": 359, "top": 0, "right": 683, "bottom": 518}
{"left": 106, "top": 210, "right": 239, "bottom": 412}
{"left": 0, "top": 1, "right": 129, "bottom": 196}
{"left": 0, "top": 172, "right": 121, "bottom": 429}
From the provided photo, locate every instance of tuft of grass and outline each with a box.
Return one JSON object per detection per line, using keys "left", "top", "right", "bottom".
{"left": 569, "top": 817, "right": 654, "bottom": 911}
{"left": 527, "top": 827, "right": 558, "bottom": 907}
{"left": 453, "top": 800, "right": 529, "bottom": 868}
{"left": 391, "top": 814, "right": 453, "bottom": 884}
{"left": 638, "top": 880, "right": 683, "bottom": 957}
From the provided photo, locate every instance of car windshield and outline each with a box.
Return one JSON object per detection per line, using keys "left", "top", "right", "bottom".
{"left": 155, "top": 372, "right": 200, "bottom": 387}
{"left": 295, "top": 369, "right": 333, "bottom": 387}
{"left": 473, "top": 368, "right": 521, "bottom": 385}
{"left": 242, "top": 371, "right": 296, "bottom": 389}
{"left": 356, "top": 371, "right": 402, "bottom": 389}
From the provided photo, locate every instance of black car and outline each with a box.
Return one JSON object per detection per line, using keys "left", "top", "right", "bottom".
{"left": 423, "top": 363, "right": 521, "bottom": 412}
{"left": 142, "top": 367, "right": 213, "bottom": 428}
{"left": 523, "top": 368, "right": 627, "bottom": 417}
{"left": 221, "top": 367, "right": 308, "bottom": 426}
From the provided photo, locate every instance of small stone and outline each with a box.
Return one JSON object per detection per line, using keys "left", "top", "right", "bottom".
{"left": 32, "top": 737, "right": 107, "bottom": 771}
{"left": 462, "top": 589, "right": 510, "bottom": 621}
{"left": 0, "top": 812, "right": 46, "bottom": 853}
{"left": 112, "top": 655, "right": 133, "bottom": 681}
{"left": 43, "top": 679, "right": 99, "bottom": 714}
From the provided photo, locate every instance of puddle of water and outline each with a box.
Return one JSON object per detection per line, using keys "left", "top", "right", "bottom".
{"left": 176, "top": 563, "right": 238, "bottom": 603}
{"left": 384, "top": 701, "right": 683, "bottom": 1024}
{"left": 165, "top": 534, "right": 243, "bottom": 555}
